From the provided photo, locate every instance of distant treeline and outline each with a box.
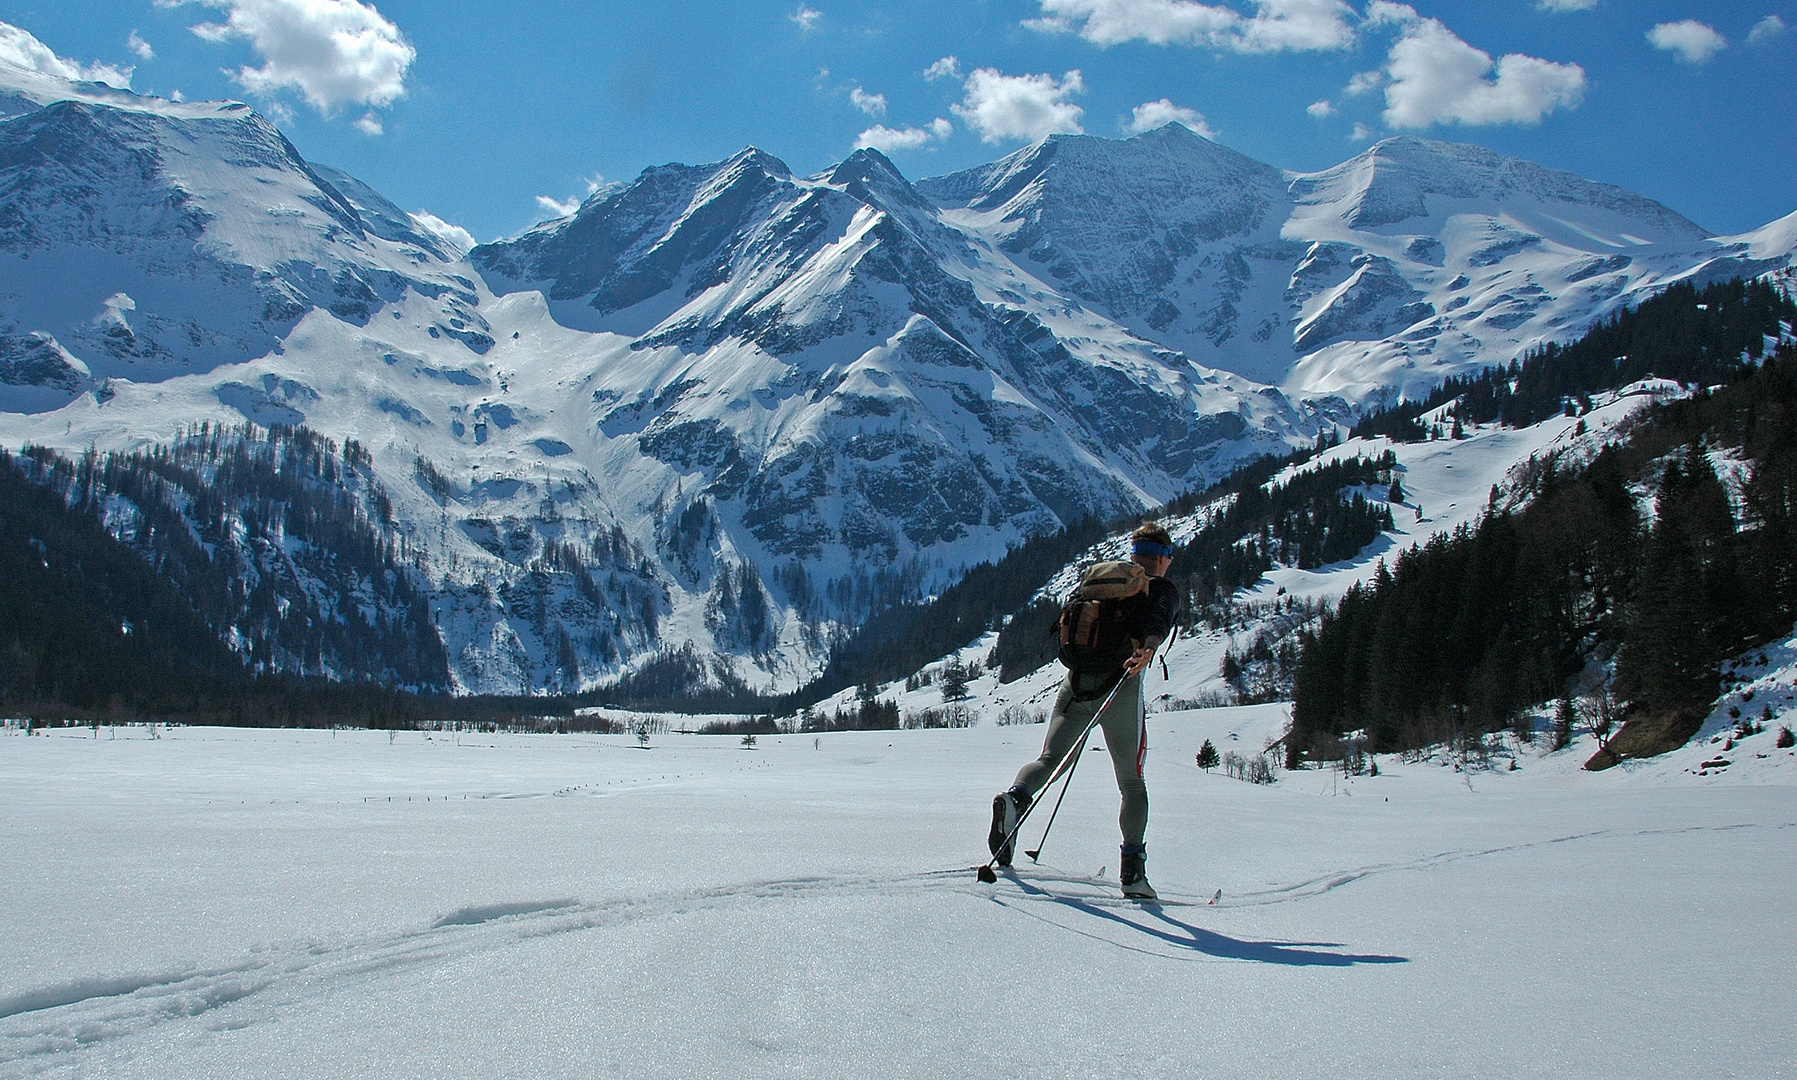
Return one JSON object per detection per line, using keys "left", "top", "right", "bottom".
{"left": 0, "top": 442, "right": 245, "bottom": 716}
{"left": 11, "top": 424, "right": 447, "bottom": 688}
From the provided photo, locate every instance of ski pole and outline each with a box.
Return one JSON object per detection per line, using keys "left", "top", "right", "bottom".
{"left": 977, "top": 671, "right": 1130, "bottom": 884}
{"left": 1024, "top": 725, "right": 1089, "bottom": 862}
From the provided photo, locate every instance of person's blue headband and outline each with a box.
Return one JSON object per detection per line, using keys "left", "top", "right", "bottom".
{"left": 1133, "top": 540, "right": 1174, "bottom": 558}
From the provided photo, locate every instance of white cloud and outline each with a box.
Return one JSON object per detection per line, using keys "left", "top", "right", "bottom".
{"left": 353, "top": 110, "right": 382, "bottom": 135}
{"left": 128, "top": 31, "right": 155, "bottom": 60}
{"left": 533, "top": 174, "right": 608, "bottom": 219}
{"left": 952, "top": 68, "right": 1086, "bottom": 144}
{"left": 791, "top": 6, "right": 823, "bottom": 32}
{"left": 1749, "top": 15, "right": 1787, "bottom": 44}
{"left": 1348, "top": 121, "right": 1371, "bottom": 140}
{"left": 850, "top": 86, "right": 887, "bottom": 116}
{"left": 1647, "top": 20, "right": 1727, "bottom": 64}
{"left": 1534, "top": 0, "right": 1598, "bottom": 11}
{"left": 1345, "top": 69, "right": 1383, "bottom": 95}
{"left": 410, "top": 210, "right": 475, "bottom": 255}
{"left": 857, "top": 126, "right": 929, "bottom": 153}
{"left": 1306, "top": 98, "right": 1335, "bottom": 117}
{"left": 855, "top": 118, "right": 952, "bottom": 153}
{"left": 1027, "top": 0, "right": 1356, "bottom": 54}
{"left": 1361, "top": 1, "right": 1409, "bottom": 26}
{"left": 0, "top": 21, "right": 134, "bottom": 87}
{"left": 172, "top": 0, "right": 414, "bottom": 112}
{"left": 1368, "top": 5, "right": 1586, "bottom": 128}
{"left": 923, "top": 55, "right": 961, "bottom": 81}
{"left": 1126, "top": 98, "right": 1216, "bottom": 137}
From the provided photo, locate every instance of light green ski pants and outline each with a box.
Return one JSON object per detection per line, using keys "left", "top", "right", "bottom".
{"left": 1011, "top": 670, "right": 1148, "bottom": 847}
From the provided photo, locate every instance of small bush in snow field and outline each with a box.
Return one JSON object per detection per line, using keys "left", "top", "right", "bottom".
{"left": 1778, "top": 726, "right": 1795, "bottom": 749}
{"left": 905, "top": 705, "right": 978, "bottom": 729}
{"left": 996, "top": 705, "right": 1045, "bottom": 726}
{"left": 1221, "top": 750, "right": 1275, "bottom": 784}
{"left": 1166, "top": 691, "right": 1234, "bottom": 710}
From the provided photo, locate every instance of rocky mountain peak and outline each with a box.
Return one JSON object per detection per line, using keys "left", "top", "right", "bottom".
{"left": 824, "top": 147, "right": 930, "bottom": 214}
{"left": 471, "top": 147, "right": 805, "bottom": 329}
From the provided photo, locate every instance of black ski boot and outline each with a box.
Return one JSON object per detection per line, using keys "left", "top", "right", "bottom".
{"left": 1120, "top": 843, "right": 1158, "bottom": 901}
{"left": 988, "top": 786, "right": 1031, "bottom": 867}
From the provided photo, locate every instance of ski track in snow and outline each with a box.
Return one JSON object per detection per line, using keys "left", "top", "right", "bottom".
{"left": 1213, "top": 822, "right": 1794, "bottom": 905}
{"left": 7, "top": 818, "right": 1787, "bottom": 1069}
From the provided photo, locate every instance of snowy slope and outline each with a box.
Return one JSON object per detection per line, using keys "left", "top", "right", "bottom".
{"left": 0, "top": 95, "right": 482, "bottom": 408}
{"left": 1281, "top": 139, "right": 1780, "bottom": 401}
{"left": 0, "top": 717, "right": 1791, "bottom": 1079}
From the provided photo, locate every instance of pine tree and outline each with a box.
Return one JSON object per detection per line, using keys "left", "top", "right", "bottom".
{"left": 1196, "top": 739, "right": 1220, "bottom": 771}
{"left": 940, "top": 660, "right": 970, "bottom": 702}
{"left": 1553, "top": 696, "right": 1575, "bottom": 751}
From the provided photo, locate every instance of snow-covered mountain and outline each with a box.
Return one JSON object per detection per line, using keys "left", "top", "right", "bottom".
{"left": 0, "top": 92, "right": 481, "bottom": 415}
{"left": 921, "top": 124, "right": 1779, "bottom": 401}
{"left": 0, "top": 62, "right": 1792, "bottom": 696}
{"left": 470, "top": 143, "right": 1314, "bottom": 569}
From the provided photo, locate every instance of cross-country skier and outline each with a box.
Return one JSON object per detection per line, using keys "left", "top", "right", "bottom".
{"left": 989, "top": 522, "right": 1181, "bottom": 899}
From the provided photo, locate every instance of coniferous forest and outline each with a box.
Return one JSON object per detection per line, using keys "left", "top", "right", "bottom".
{"left": 1293, "top": 335, "right": 1797, "bottom": 767}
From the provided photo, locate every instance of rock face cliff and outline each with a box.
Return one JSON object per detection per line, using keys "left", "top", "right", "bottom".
{"left": 0, "top": 64, "right": 1789, "bottom": 695}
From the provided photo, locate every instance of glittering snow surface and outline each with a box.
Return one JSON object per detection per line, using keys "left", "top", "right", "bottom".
{"left": 2, "top": 707, "right": 1791, "bottom": 1079}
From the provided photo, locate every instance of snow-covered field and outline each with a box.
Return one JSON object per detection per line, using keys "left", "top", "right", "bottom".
{"left": 3, "top": 711, "right": 1792, "bottom": 1079}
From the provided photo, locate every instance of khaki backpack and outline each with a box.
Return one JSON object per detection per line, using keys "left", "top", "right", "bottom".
{"left": 1056, "top": 560, "right": 1149, "bottom": 675}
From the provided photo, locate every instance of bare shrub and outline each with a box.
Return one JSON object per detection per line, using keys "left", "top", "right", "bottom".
{"left": 1577, "top": 687, "right": 1620, "bottom": 753}
{"left": 997, "top": 705, "right": 1045, "bottom": 726}
{"left": 1164, "top": 691, "right": 1234, "bottom": 710}
{"left": 1222, "top": 750, "right": 1276, "bottom": 784}
{"left": 905, "top": 705, "right": 978, "bottom": 729}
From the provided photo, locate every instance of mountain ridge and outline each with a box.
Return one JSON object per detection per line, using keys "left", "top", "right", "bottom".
{"left": 0, "top": 65, "right": 1791, "bottom": 696}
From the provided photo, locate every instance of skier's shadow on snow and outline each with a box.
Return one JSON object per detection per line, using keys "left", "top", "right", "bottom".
{"left": 1002, "top": 878, "right": 1407, "bottom": 967}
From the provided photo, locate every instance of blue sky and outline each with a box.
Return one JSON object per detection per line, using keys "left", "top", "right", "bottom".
{"left": 4, "top": 0, "right": 1793, "bottom": 242}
